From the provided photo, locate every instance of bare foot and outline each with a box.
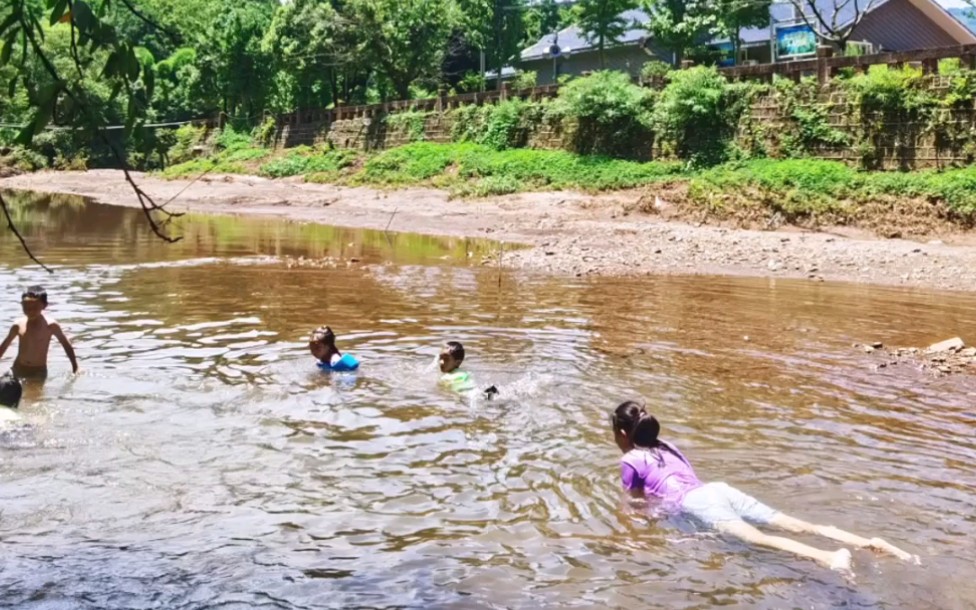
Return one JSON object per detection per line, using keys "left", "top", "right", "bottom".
{"left": 828, "top": 548, "right": 853, "bottom": 573}
{"left": 868, "top": 537, "right": 917, "bottom": 562}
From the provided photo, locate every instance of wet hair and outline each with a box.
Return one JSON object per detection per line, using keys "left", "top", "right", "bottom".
{"left": 444, "top": 341, "right": 465, "bottom": 363}
{"left": 22, "top": 286, "right": 48, "bottom": 305}
{"left": 612, "top": 400, "right": 680, "bottom": 466}
{"left": 0, "top": 371, "right": 22, "bottom": 409}
{"left": 309, "top": 326, "right": 336, "bottom": 345}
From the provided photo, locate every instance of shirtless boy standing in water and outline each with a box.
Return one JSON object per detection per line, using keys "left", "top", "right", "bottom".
{"left": 0, "top": 286, "right": 78, "bottom": 377}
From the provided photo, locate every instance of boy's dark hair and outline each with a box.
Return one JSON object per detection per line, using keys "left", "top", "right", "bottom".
{"left": 445, "top": 341, "right": 465, "bottom": 363}
{"left": 0, "top": 371, "right": 22, "bottom": 409}
{"left": 22, "top": 286, "right": 48, "bottom": 305}
{"left": 310, "top": 326, "right": 336, "bottom": 345}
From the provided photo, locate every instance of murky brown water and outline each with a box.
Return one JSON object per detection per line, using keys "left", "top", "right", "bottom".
{"left": 1, "top": 190, "right": 975, "bottom": 610}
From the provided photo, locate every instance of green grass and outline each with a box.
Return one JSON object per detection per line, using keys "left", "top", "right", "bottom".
{"left": 688, "top": 158, "right": 976, "bottom": 218}
{"left": 159, "top": 141, "right": 976, "bottom": 227}
{"left": 162, "top": 146, "right": 269, "bottom": 178}
{"left": 259, "top": 148, "right": 358, "bottom": 178}
{"left": 357, "top": 142, "right": 684, "bottom": 191}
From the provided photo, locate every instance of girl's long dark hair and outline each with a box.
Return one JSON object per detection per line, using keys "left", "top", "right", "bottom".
{"left": 611, "top": 400, "right": 683, "bottom": 466}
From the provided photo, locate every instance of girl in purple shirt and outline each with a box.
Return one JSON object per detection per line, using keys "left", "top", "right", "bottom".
{"left": 611, "top": 401, "right": 916, "bottom": 572}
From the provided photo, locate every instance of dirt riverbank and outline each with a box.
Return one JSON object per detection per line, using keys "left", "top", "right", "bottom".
{"left": 5, "top": 169, "right": 976, "bottom": 292}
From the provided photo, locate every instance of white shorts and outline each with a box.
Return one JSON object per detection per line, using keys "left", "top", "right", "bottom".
{"left": 680, "top": 482, "right": 779, "bottom": 526}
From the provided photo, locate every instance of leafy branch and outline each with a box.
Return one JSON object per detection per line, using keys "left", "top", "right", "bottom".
{"left": 0, "top": 0, "right": 182, "bottom": 269}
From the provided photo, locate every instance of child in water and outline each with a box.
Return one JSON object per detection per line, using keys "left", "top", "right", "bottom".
{"left": 610, "top": 401, "right": 915, "bottom": 572}
{"left": 309, "top": 326, "right": 360, "bottom": 371}
{"left": 439, "top": 341, "right": 497, "bottom": 398}
{"left": 0, "top": 371, "right": 23, "bottom": 423}
{"left": 0, "top": 286, "right": 78, "bottom": 378}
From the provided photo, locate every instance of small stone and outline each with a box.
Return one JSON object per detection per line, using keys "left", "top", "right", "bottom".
{"left": 743, "top": 336, "right": 750, "bottom": 341}
{"left": 654, "top": 248, "right": 663, "bottom": 254}
{"left": 863, "top": 345, "right": 876, "bottom": 354}
{"left": 544, "top": 251, "right": 555, "bottom": 256}
{"left": 870, "top": 341, "right": 884, "bottom": 349}
{"left": 926, "top": 337, "right": 965, "bottom": 353}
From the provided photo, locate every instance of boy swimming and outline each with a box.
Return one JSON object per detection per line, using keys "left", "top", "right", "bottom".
{"left": 309, "top": 326, "right": 360, "bottom": 371}
{"left": 0, "top": 286, "right": 78, "bottom": 377}
{"left": 610, "top": 401, "right": 915, "bottom": 572}
{"left": 438, "top": 341, "right": 498, "bottom": 398}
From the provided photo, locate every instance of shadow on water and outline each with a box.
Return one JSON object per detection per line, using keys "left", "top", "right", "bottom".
{"left": 1, "top": 190, "right": 975, "bottom": 609}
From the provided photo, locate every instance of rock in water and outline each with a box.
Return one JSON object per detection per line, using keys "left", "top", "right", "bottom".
{"left": 925, "top": 337, "right": 965, "bottom": 353}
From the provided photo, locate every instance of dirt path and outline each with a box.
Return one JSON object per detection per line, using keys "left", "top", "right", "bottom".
{"left": 5, "top": 169, "right": 976, "bottom": 292}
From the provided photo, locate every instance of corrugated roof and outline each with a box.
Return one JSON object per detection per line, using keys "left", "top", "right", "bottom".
{"left": 521, "top": 8, "right": 651, "bottom": 61}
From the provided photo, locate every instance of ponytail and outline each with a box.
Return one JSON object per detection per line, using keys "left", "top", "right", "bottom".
{"left": 612, "top": 400, "right": 681, "bottom": 466}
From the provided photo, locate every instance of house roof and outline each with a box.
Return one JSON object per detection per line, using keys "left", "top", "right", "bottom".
{"left": 520, "top": 8, "right": 651, "bottom": 61}
{"left": 732, "top": 0, "right": 976, "bottom": 46}
{"left": 520, "top": 0, "right": 976, "bottom": 61}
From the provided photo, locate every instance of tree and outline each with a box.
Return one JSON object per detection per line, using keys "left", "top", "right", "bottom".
{"left": 263, "top": 0, "right": 343, "bottom": 111}
{"left": 523, "top": 0, "right": 568, "bottom": 44}
{"left": 349, "top": 0, "right": 460, "bottom": 100}
{"left": 642, "top": 0, "right": 716, "bottom": 67}
{"left": 573, "top": 0, "right": 638, "bottom": 70}
{"left": 787, "top": 0, "right": 882, "bottom": 51}
{"left": 1, "top": 0, "right": 184, "bottom": 265}
{"left": 194, "top": 0, "right": 276, "bottom": 119}
{"left": 458, "top": 0, "right": 526, "bottom": 90}
{"left": 713, "top": 0, "right": 770, "bottom": 64}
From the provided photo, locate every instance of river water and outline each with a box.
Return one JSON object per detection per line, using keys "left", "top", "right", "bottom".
{"left": 1, "top": 190, "right": 974, "bottom": 610}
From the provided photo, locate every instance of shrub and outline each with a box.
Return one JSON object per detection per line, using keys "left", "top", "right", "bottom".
{"left": 553, "top": 71, "right": 655, "bottom": 158}
{"left": 360, "top": 141, "right": 462, "bottom": 184}
{"left": 168, "top": 124, "right": 207, "bottom": 164}
{"left": 215, "top": 126, "right": 253, "bottom": 152}
{"left": 259, "top": 149, "right": 358, "bottom": 178}
{"left": 511, "top": 71, "right": 538, "bottom": 91}
{"left": 481, "top": 99, "right": 541, "bottom": 150}
{"left": 640, "top": 60, "right": 671, "bottom": 85}
{"left": 385, "top": 111, "right": 429, "bottom": 142}
{"left": 450, "top": 175, "right": 524, "bottom": 198}
{"left": 654, "top": 66, "right": 739, "bottom": 166}
{"left": 458, "top": 72, "right": 486, "bottom": 93}
{"left": 254, "top": 117, "right": 277, "bottom": 148}
{"left": 0, "top": 146, "right": 47, "bottom": 172}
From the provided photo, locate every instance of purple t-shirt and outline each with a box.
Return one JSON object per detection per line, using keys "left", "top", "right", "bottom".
{"left": 620, "top": 442, "right": 702, "bottom": 507}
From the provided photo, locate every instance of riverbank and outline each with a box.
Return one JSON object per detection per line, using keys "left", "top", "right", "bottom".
{"left": 6, "top": 169, "right": 976, "bottom": 292}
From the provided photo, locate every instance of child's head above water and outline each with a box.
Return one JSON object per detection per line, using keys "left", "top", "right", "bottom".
{"left": 0, "top": 371, "right": 22, "bottom": 409}
{"left": 611, "top": 400, "right": 661, "bottom": 452}
{"left": 21, "top": 286, "right": 48, "bottom": 319}
{"left": 439, "top": 341, "right": 465, "bottom": 373}
{"left": 308, "top": 326, "right": 339, "bottom": 362}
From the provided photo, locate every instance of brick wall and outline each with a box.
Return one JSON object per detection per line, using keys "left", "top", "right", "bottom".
{"left": 271, "top": 69, "right": 976, "bottom": 170}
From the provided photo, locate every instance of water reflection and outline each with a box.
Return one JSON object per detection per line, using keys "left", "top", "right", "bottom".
{"left": 0, "top": 188, "right": 495, "bottom": 267}
{"left": 1, "top": 192, "right": 975, "bottom": 609}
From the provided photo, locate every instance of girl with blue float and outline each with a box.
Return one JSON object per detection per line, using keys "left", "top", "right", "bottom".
{"left": 309, "top": 326, "right": 360, "bottom": 372}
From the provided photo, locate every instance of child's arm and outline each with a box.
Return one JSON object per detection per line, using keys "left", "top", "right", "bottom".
{"left": 52, "top": 323, "right": 78, "bottom": 373}
{"left": 620, "top": 463, "right": 645, "bottom": 499}
{"left": 0, "top": 325, "right": 17, "bottom": 361}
